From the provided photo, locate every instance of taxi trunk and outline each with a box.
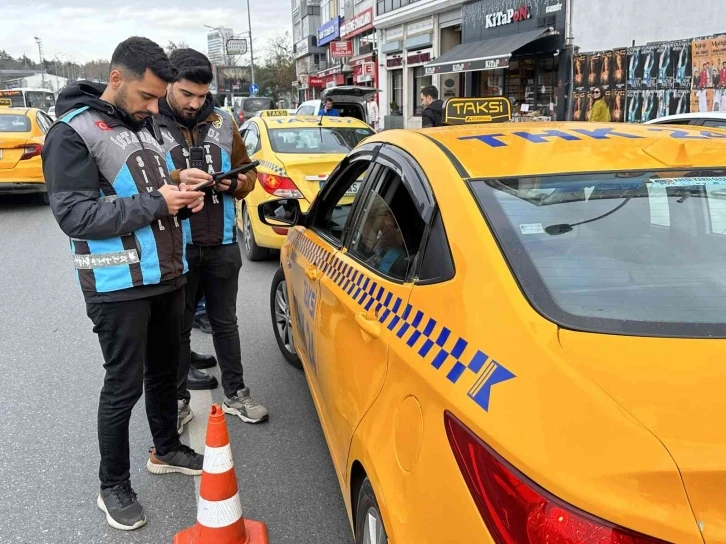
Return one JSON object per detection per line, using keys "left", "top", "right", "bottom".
{"left": 0, "top": 133, "right": 32, "bottom": 170}
{"left": 559, "top": 330, "right": 726, "bottom": 543}
{"left": 274, "top": 152, "right": 348, "bottom": 203}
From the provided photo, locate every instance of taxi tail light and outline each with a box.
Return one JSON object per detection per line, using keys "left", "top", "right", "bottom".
{"left": 238, "top": 111, "right": 245, "bottom": 123}
{"left": 258, "top": 172, "right": 304, "bottom": 199}
{"left": 443, "top": 412, "right": 668, "bottom": 544}
{"left": 18, "top": 143, "right": 42, "bottom": 160}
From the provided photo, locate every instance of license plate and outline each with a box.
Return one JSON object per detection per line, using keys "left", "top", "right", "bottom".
{"left": 319, "top": 180, "right": 360, "bottom": 196}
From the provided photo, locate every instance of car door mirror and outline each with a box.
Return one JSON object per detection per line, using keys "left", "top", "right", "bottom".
{"left": 258, "top": 199, "right": 302, "bottom": 227}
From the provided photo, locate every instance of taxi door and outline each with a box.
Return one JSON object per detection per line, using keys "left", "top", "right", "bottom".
{"left": 285, "top": 145, "right": 379, "bottom": 417}
{"left": 314, "top": 147, "right": 433, "bottom": 480}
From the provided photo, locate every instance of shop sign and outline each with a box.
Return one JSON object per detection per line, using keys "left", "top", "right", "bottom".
{"left": 485, "top": 5, "right": 530, "bottom": 28}
{"left": 425, "top": 54, "right": 509, "bottom": 75}
{"left": 546, "top": 2, "right": 563, "bottom": 13}
{"left": 407, "top": 48, "right": 432, "bottom": 67}
{"left": 295, "top": 38, "right": 310, "bottom": 59}
{"left": 386, "top": 26, "right": 404, "bottom": 41}
{"left": 317, "top": 17, "right": 341, "bottom": 46}
{"left": 341, "top": 8, "right": 374, "bottom": 39}
{"left": 308, "top": 76, "right": 325, "bottom": 87}
{"left": 386, "top": 54, "right": 404, "bottom": 69}
{"left": 318, "top": 64, "right": 344, "bottom": 76}
{"left": 331, "top": 41, "right": 353, "bottom": 58}
{"left": 406, "top": 18, "right": 434, "bottom": 37}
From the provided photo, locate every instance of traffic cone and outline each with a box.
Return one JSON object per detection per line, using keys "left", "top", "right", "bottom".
{"left": 174, "top": 404, "right": 268, "bottom": 544}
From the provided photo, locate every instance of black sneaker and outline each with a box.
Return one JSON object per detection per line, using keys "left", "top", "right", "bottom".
{"left": 97, "top": 481, "right": 146, "bottom": 531}
{"left": 146, "top": 445, "right": 203, "bottom": 476}
{"left": 193, "top": 313, "right": 213, "bottom": 334}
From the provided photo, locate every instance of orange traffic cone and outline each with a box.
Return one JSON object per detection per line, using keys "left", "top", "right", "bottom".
{"left": 174, "top": 404, "right": 268, "bottom": 544}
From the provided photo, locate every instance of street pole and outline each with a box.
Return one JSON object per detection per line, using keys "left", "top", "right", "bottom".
{"left": 246, "top": 0, "right": 255, "bottom": 85}
{"left": 565, "top": 0, "right": 574, "bottom": 120}
{"left": 34, "top": 37, "right": 45, "bottom": 88}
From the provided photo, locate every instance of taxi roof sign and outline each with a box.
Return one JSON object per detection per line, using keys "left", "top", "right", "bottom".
{"left": 0, "top": 98, "right": 11, "bottom": 107}
{"left": 443, "top": 97, "right": 511, "bottom": 125}
{"left": 260, "top": 109, "right": 292, "bottom": 117}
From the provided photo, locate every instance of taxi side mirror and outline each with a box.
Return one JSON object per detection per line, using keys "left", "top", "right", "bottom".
{"left": 258, "top": 199, "right": 302, "bottom": 227}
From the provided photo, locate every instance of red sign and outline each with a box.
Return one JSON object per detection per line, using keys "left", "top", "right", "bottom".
{"left": 341, "top": 8, "right": 374, "bottom": 39}
{"left": 331, "top": 41, "right": 353, "bottom": 58}
{"left": 407, "top": 50, "right": 432, "bottom": 66}
{"left": 308, "top": 76, "right": 324, "bottom": 87}
{"left": 362, "top": 62, "right": 374, "bottom": 76}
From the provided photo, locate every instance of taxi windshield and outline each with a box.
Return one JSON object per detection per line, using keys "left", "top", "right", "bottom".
{"left": 470, "top": 170, "right": 726, "bottom": 338}
{"left": 268, "top": 127, "right": 373, "bottom": 154}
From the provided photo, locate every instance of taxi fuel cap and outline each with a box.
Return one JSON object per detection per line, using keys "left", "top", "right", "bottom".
{"left": 443, "top": 97, "right": 512, "bottom": 125}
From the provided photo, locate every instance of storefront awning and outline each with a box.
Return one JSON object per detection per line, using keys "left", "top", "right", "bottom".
{"left": 425, "top": 28, "right": 556, "bottom": 75}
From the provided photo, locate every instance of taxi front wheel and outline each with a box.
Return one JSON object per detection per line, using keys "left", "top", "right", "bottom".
{"left": 270, "top": 267, "right": 302, "bottom": 369}
{"left": 355, "top": 478, "right": 389, "bottom": 544}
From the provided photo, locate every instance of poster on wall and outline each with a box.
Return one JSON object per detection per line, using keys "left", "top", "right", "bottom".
{"left": 613, "top": 49, "right": 627, "bottom": 89}
{"left": 672, "top": 40, "right": 692, "bottom": 89}
{"left": 574, "top": 54, "right": 588, "bottom": 92}
{"left": 656, "top": 43, "right": 673, "bottom": 89}
{"left": 691, "top": 34, "right": 726, "bottom": 112}
{"left": 600, "top": 50, "right": 614, "bottom": 90}
{"left": 588, "top": 53, "right": 602, "bottom": 89}
{"left": 573, "top": 91, "right": 587, "bottom": 122}
{"left": 611, "top": 89, "right": 625, "bottom": 122}
{"left": 640, "top": 45, "right": 658, "bottom": 89}
{"left": 628, "top": 47, "right": 643, "bottom": 89}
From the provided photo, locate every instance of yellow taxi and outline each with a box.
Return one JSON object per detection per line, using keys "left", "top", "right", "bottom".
{"left": 237, "top": 111, "right": 374, "bottom": 260}
{"left": 0, "top": 107, "right": 52, "bottom": 203}
{"left": 260, "top": 98, "right": 726, "bottom": 544}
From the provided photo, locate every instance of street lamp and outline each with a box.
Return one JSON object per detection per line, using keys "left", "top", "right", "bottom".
{"left": 34, "top": 36, "right": 45, "bottom": 87}
{"left": 204, "top": 7, "right": 255, "bottom": 86}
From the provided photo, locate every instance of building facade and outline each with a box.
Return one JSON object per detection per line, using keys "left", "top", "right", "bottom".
{"left": 293, "top": 0, "right": 327, "bottom": 104}
{"left": 207, "top": 28, "right": 234, "bottom": 66}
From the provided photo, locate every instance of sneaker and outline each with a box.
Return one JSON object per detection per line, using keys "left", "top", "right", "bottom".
{"left": 178, "top": 399, "right": 193, "bottom": 435}
{"left": 193, "top": 313, "right": 212, "bottom": 334}
{"left": 223, "top": 387, "right": 269, "bottom": 423}
{"left": 147, "top": 445, "right": 203, "bottom": 476}
{"left": 97, "top": 481, "right": 146, "bottom": 531}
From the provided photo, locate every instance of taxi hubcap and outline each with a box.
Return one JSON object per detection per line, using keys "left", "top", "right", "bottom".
{"left": 243, "top": 207, "right": 252, "bottom": 254}
{"left": 274, "top": 280, "right": 294, "bottom": 353}
{"left": 362, "top": 508, "right": 386, "bottom": 544}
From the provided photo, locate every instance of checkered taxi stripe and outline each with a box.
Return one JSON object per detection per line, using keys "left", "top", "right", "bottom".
{"left": 257, "top": 159, "right": 287, "bottom": 176}
{"left": 288, "top": 229, "right": 515, "bottom": 412}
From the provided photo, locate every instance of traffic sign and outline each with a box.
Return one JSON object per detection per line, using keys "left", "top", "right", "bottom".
{"left": 249, "top": 83, "right": 259, "bottom": 95}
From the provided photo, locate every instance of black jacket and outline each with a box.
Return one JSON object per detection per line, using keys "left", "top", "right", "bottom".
{"left": 42, "top": 81, "right": 186, "bottom": 303}
{"left": 421, "top": 100, "right": 444, "bottom": 128}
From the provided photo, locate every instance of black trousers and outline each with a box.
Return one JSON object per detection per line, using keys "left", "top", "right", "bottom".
{"left": 178, "top": 243, "right": 244, "bottom": 402}
{"left": 86, "top": 287, "right": 184, "bottom": 489}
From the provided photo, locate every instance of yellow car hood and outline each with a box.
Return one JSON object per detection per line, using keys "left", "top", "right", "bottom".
{"left": 275, "top": 152, "right": 347, "bottom": 203}
{"left": 559, "top": 329, "right": 726, "bottom": 543}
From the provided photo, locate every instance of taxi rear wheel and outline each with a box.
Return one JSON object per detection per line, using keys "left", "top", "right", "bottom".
{"left": 270, "top": 267, "right": 302, "bottom": 368}
{"left": 242, "top": 204, "right": 269, "bottom": 262}
{"left": 355, "top": 478, "right": 389, "bottom": 544}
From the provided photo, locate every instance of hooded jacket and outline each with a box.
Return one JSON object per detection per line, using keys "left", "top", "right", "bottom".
{"left": 42, "top": 81, "right": 187, "bottom": 303}
{"left": 156, "top": 95, "right": 256, "bottom": 247}
{"left": 421, "top": 99, "right": 444, "bottom": 128}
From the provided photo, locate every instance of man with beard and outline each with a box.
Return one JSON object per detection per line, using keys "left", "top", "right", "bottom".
{"left": 41, "top": 37, "right": 206, "bottom": 531}
{"left": 155, "top": 48, "right": 268, "bottom": 432}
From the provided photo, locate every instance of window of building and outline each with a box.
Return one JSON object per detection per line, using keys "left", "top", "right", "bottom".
{"left": 377, "top": 0, "right": 422, "bottom": 16}
{"left": 412, "top": 66, "right": 432, "bottom": 116}
{"left": 390, "top": 70, "right": 403, "bottom": 114}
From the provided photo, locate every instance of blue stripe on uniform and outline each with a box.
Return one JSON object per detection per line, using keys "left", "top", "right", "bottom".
{"left": 221, "top": 150, "right": 235, "bottom": 245}
{"left": 86, "top": 238, "right": 134, "bottom": 292}
{"left": 59, "top": 106, "right": 89, "bottom": 124}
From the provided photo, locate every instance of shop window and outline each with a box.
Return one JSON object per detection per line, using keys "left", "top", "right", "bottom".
{"left": 478, "top": 69, "right": 504, "bottom": 97}
{"left": 390, "top": 70, "right": 403, "bottom": 115}
{"left": 412, "top": 66, "right": 432, "bottom": 116}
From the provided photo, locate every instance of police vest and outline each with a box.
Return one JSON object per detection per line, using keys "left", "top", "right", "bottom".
{"left": 158, "top": 108, "right": 238, "bottom": 247}
{"left": 60, "top": 107, "right": 187, "bottom": 294}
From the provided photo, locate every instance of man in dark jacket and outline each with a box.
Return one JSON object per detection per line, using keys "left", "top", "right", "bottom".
{"left": 42, "top": 37, "right": 206, "bottom": 531}
{"left": 420, "top": 85, "right": 444, "bottom": 128}
{"left": 155, "top": 48, "right": 268, "bottom": 429}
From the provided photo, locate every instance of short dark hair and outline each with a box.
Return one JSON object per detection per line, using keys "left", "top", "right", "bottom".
{"left": 420, "top": 85, "right": 438, "bottom": 100}
{"left": 325, "top": 97, "right": 334, "bottom": 104}
{"left": 169, "top": 48, "right": 214, "bottom": 85}
{"left": 110, "top": 37, "right": 177, "bottom": 83}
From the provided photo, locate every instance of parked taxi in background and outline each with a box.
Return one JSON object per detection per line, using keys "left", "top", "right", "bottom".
{"left": 237, "top": 110, "right": 374, "bottom": 260}
{"left": 0, "top": 106, "right": 53, "bottom": 203}
{"left": 260, "top": 97, "right": 726, "bottom": 544}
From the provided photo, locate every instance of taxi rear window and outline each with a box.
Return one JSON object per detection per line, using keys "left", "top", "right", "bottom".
{"left": 269, "top": 127, "right": 373, "bottom": 154}
{"left": 0, "top": 114, "right": 31, "bottom": 132}
{"left": 470, "top": 170, "right": 726, "bottom": 338}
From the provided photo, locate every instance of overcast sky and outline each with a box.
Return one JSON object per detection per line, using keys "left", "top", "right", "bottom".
{"left": 3, "top": 0, "right": 292, "bottom": 64}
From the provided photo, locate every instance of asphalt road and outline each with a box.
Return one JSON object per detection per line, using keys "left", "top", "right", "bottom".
{"left": 0, "top": 195, "right": 352, "bottom": 544}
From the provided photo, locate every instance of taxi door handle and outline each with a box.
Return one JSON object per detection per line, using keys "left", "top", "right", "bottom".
{"left": 355, "top": 311, "right": 381, "bottom": 339}
{"left": 305, "top": 265, "right": 321, "bottom": 281}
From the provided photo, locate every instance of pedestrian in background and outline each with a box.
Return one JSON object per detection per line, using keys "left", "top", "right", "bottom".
{"left": 420, "top": 85, "right": 443, "bottom": 128}
{"left": 318, "top": 97, "right": 340, "bottom": 116}
{"left": 41, "top": 37, "right": 205, "bottom": 531}
{"left": 367, "top": 96, "right": 379, "bottom": 131}
{"left": 156, "top": 48, "right": 269, "bottom": 431}
{"left": 589, "top": 87, "right": 611, "bottom": 122}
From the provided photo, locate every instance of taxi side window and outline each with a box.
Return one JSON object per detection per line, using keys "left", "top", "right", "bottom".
{"left": 312, "top": 161, "right": 370, "bottom": 244}
{"left": 243, "top": 123, "right": 260, "bottom": 155}
{"left": 347, "top": 168, "right": 426, "bottom": 282}
{"left": 36, "top": 112, "right": 52, "bottom": 134}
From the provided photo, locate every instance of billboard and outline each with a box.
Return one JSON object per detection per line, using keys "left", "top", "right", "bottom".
{"left": 216, "top": 66, "right": 252, "bottom": 93}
